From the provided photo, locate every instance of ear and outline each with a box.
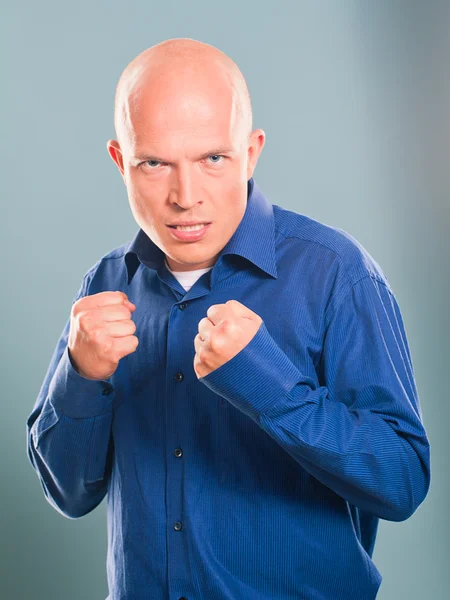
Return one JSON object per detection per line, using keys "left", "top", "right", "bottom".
{"left": 246, "top": 129, "right": 266, "bottom": 180}
{"left": 106, "top": 140, "right": 127, "bottom": 185}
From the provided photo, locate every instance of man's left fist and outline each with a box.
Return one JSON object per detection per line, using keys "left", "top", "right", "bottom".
{"left": 193, "top": 299, "right": 263, "bottom": 379}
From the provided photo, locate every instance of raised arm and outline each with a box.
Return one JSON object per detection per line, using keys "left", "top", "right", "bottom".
{"left": 199, "top": 275, "right": 431, "bottom": 522}
{"left": 26, "top": 272, "right": 136, "bottom": 518}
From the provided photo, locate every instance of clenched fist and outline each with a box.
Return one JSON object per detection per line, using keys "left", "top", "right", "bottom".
{"left": 193, "top": 299, "right": 263, "bottom": 379}
{"left": 68, "top": 291, "right": 138, "bottom": 381}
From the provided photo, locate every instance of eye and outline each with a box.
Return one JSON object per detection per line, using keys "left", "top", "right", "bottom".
{"left": 207, "top": 155, "right": 225, "bottom": 164}
{"left": 143, "top": 160, "right": 163, "bottom": 169}
{"left": 139, "top": 155, "right": 226, "bottom": 170}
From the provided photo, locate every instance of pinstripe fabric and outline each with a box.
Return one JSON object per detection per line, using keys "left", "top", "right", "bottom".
{"left": 26, "top": 177, "right": 430, "bottom": 599}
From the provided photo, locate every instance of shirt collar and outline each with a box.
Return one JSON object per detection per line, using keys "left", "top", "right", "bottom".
{"left": 124, "top": 177, "right": 278, "bottom": 285}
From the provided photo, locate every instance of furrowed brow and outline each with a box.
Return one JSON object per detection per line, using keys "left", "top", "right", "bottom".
{"left": 133, "top": 147, "right": 235, "bottom": 163}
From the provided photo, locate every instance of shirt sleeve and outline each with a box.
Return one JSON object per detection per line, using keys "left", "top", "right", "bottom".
{"left": 198, "top": 274, "right": 431, "bottom": 522}
{"left": 26, "top": 270, "right": 115, "bottom": 519}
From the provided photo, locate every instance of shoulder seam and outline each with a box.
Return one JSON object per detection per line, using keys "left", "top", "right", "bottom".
{"left": 274, "top": 225, "right": 356, "bottom": 290}
{"left": 84, "top": 250, "right": 128, "bottom": 278}
{"left": 274, "top": 224, "right": 343, "bottom": 261}
{"left": 325, "top": 274, "right": 394, "bottom": 328}
{"left": 274, "top": 224, "right": 391, "bottom": 291}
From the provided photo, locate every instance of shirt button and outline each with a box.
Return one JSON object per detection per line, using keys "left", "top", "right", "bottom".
{"left": 179, "top": 302, "right": 187, "bottom": 310}
{"left": 174, "top": 448, "right": 183, "bottom": 458}
{"left": 174, "top": 372, "right": 184, "bottom": 382}
{"left": 174, "top": 521, "right": 182, "bottom": 531}
{"left": 102, "top": 387, "right": 112, "bottom": 396}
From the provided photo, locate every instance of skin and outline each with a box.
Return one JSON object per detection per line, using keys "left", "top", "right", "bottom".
{"left": 193, "top": 299, "right": 263, "bottom": 378}
{"left": 105, "top": 38, "right": 266, "bottom": 377}
{"left": 107, "top": 37, "right": 266, "bottom": 272}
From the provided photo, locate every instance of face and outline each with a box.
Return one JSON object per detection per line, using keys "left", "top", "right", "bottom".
{"left": 107, "top": 67, "right": 265, "bottom": 272}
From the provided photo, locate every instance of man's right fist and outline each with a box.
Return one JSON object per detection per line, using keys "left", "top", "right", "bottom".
{"left": 68, "top": 291, "right": 138, "bottom": 381}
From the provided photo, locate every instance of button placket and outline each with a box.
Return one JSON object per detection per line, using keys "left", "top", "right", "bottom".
{"left": 166, "top": 300, "right": 193, "bottom": 598}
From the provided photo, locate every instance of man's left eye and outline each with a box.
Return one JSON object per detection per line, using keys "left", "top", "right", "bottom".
{"left": 208, "top": 155, "right": 224, "bottom": 163}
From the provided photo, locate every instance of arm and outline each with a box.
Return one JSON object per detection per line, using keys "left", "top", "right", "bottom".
{"left": 26, "top": 272, "right": 115, "bottom": 519}
{"left": 199, "top": 275, "right": 431, "bottom": 522}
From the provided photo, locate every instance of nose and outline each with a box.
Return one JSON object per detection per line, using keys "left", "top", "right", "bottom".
{"left": 169, "top": 166, "right": 202, "bottom": 210}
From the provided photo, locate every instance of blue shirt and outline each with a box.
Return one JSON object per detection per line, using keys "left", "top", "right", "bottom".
{"left": 26, "top": 177, "right": 431, "bottom": 600}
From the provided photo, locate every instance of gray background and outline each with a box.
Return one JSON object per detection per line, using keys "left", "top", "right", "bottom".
{"left": 2, "top": 1, "right": 449, "bottom": 598}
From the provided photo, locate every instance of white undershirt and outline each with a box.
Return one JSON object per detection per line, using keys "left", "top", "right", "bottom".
{"left": 164, "top": 257, "right": 213, "bottom": 292}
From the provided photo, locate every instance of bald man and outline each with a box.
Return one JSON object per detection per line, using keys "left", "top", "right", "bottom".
{"left": 26, "top": 38, "right": 430, "bottom": 600}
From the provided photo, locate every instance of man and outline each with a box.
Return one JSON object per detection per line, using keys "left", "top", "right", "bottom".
{"left": 26, "top": 37, "right": 430, "bottom": 600}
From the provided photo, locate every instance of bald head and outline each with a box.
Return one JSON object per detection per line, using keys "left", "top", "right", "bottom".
{"left": 113, "top": 38, "right": 252, "bottom": 151}
{"left": 106, "top": 37, "right": 265, "bottom": 272}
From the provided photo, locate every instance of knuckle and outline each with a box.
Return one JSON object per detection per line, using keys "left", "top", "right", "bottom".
{"left": 109, "top": 349, "right": 120, "bottom": 364}
{"left": 71, "top": 297, "right": 84, "bottom": 314}
{"left": 220, "top": 319, "right": 232, "bottom": 333}
{"left": 101, "top": 337, "right": 114, "bottom": 355}
{"left": 198, "top": 317, "right": 208, "bottom": 329}
{"left": 78, "top": 312, "right": 92, "bottom": 331}
{"left": 208, "top": 332, "right": 221, "bottom": 352}
{"left": 90, "top": 327, "right": 103, "bottom": 345}
{"left": 120, "top": 305, "right": 131, "bottom": 318}
{"left": 197, "top": 346, "right": 206, "bottom": 363}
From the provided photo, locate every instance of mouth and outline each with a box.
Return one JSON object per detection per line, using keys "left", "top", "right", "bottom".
{"left": 167, "top": 222, "right": 212, "bottom": 242}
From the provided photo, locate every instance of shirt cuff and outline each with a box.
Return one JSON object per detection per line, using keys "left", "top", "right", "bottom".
{"left": 198, "top": 321, "right": 304, "bottom": 421}
{"left": 48, "top": 345, "right": 115, "bottom": 419}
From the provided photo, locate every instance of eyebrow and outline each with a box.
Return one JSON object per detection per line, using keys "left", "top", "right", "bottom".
{"left": 133, "top": 147, "right": 235, "bottom": 163}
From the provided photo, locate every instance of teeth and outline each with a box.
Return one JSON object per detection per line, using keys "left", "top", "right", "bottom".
{"left": 175, "top": 223, "right": 207, "bottom": 231}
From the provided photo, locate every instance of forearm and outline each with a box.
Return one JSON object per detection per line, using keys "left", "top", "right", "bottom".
{"left": 27, "top": 343, "right": 115, "bottom": 518}
{"left": 28, "top": 403, "right": 113, "bottom": 518}
{"left": 258, "top": 383, "right": 430, "bottom": 521}
{"left": 200, "top": 320, "right": 431, "bottom": 522}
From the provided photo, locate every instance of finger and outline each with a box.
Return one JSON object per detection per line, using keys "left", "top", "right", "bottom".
{"left": 98, "top": 304, "right": 135, "bottom": 322}
{"left": 79, "top": 304, "right": 135, "bottom": 322}
{"left": 110, "top": 334, "right": 139, "bottom": 357}
{"left": 103, "top": 320, "right": 137, "bottom": 338}
{"left": 193, "top": 332, "right": 205, "bottom": 355}
{"left": 205, "top": 303, "right": 227, "bottom": 325}
{"left": 198, "top": 317, "right": 213, "bottom": 339}
{"left": 86, "top": 290, "right": 134, "bottom": 309}
{"left": 224, "top": 299, "right": 256, "bottom": 318}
